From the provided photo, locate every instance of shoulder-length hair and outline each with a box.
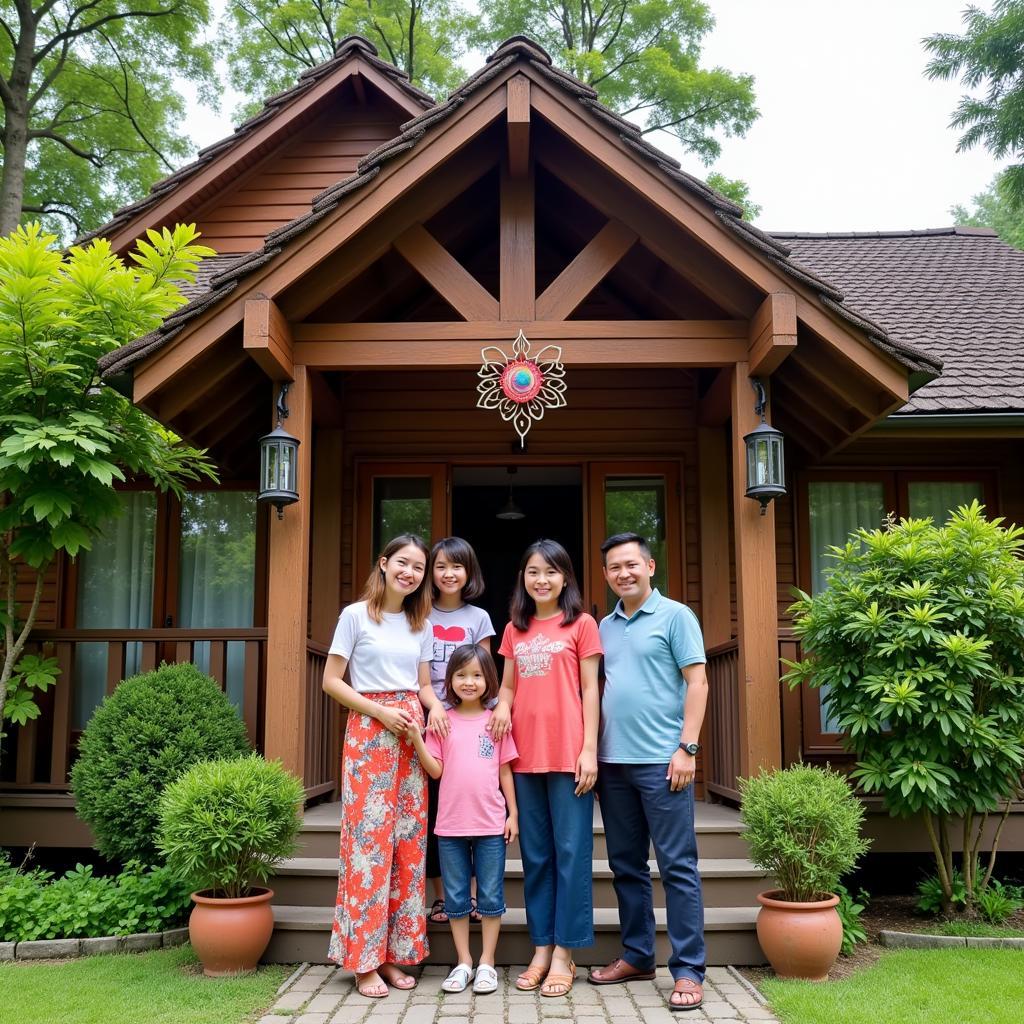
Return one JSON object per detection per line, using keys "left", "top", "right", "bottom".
{"left": 360, "top": 534, "right": 432, "bottom": 631}
{"left": 430, "top": 536, "right": 486, "bottom": 601}
{"left": 444, "top": 643, "right": 500, "bottom": 707}
{"left": 509, "top": 538, "right": 583, "bottom": 631}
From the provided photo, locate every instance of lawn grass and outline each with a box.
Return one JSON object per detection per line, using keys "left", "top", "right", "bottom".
{"left": 763, "top": 948, "right": 1024, "bottom": 1024}
{"left": 0, "top": 945, "right": 289, "bottom": 1024}
{"left": 925, "top": 920, "right": 1024, "bottom": 938}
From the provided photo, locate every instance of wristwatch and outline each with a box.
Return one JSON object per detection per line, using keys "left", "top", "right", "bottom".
{"left": 679, "top": 741, "right": 701, "bottom": 756}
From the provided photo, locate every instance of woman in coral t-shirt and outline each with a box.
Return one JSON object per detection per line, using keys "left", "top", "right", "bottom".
{"left": 490, "top": 539, "right": 602, "bottom": 998}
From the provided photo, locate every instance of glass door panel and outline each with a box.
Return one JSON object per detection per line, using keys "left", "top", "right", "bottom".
{"left": 587, "top": 462, "right": 682, "bottom": 618}
{"left": 907, "top": 480, "right": 985, "bottom": 524}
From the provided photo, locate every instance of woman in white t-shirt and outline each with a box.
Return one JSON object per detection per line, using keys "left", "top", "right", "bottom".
{"left": 322, "top": 534, "right": 449, "bottom": 998}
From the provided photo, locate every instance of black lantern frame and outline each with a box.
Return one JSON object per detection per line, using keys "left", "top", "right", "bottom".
{"left": 743, "top": 379, "right": 786, "bottom": 515}
{"left": 258, "top": 383, "right": 300, "bottom": 519}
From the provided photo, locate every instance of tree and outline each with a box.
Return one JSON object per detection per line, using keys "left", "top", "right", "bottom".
{"left": 219, "top": 0, "right": 474, "bottom": 115}
{"left": 472, "top": 0, "right": 758, "bottom": 165}
{"left": 925, "top": 0, "right": 1024, "bottom": 209}
{"left": 783, "top": 504, "right": 1024, "bottom": 916}
{"left": 0, "top": 221, "right": 217, "bottom": 760}
{"left": 0, "top": 1, "right": 216, "bottom": 239}
{"left": 951, "top": 169, "right": 1024, "bottom": 249}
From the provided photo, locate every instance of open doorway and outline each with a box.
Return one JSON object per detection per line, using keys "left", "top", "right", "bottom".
{"left": 451, "top": 466, "right": 584, "bottom": 642}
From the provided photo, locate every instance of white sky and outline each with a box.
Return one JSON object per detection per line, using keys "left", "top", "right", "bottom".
{"left": 180, "top": 0, "right": 1004, "bottom": 232}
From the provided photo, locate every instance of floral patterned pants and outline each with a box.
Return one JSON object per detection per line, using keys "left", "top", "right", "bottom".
{"left": 329, "top": 691, "right": 428, "bottom": 972}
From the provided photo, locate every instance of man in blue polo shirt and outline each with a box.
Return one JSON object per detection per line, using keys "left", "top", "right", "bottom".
{"left": 589, "top": 532, "right": 709, "bottom": 1012}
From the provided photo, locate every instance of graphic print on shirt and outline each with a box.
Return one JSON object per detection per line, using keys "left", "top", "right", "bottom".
{"left": 513, "top": 634, "right": 566, "bottom": 677}
{"left": 478, "top": 732, "right": 495, "bottom": 759}
{"left": 432, "top": 623, "right": 467, "bottom": 672}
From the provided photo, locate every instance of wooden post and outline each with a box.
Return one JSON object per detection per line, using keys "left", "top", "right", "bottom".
{"left": 698, "top": 425, "right": 731, "bottom": 648}
{"left": 499, "top": 159, "right": 534, "bottom": 320}
{"left": 264, "top": 365, "right": 313, "bottom": 781}
{"left": 731, "top": 362, "right": 782, "bottom": 776}
{"left": 310, "top": 428, "right": 343, "bottom": 643}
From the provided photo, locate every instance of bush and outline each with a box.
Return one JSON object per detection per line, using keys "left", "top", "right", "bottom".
{"left": 918, "top": 868, "right": 1024, "bottom": 924}
{"left": 740, "top": 764, "right": 870, "bottom": 902}
{"left": 0, "top": 853, "right": 191, "bottom": 942}
{"left": 784, "top": 502, "right": 1024, "bottom": 914}
{"left": 71, "top": 662, "right": 251, "bottom": 865}
{"left": 157, "top": 754, "right": 304, "bottom": 899}
{"left": 835, "top": 883, "right": 869, "bottom": 955}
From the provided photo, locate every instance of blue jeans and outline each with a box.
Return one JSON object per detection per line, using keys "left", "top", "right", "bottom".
{"left": 597, "top": 762, "right": 705, "bottom": 984}
{"left": 514, "top": 772, "right": 594, "bottom": 948}
{"left": 438, "top": 836, "right": 507, "bottom": 918}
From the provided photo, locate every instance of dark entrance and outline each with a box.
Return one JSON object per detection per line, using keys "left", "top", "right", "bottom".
{"left": 451, "top": 466, "right": 585, "bottom": 642}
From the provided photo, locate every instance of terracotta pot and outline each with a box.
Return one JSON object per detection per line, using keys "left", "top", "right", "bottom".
{"left": 188, "top": 887, "right": 275, "bottom": 977}
{"left": 755, "top": 890, "right": 842, "bottom": 981}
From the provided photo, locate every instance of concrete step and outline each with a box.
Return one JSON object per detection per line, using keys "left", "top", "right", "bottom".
{"left": 270, "top": 857, "right": 772, "bottom": 909}
{"left": 297, "top": 802, "right": 752, "bottom": 860}
{"left": 265, "top": 904, "right": 765, "bottom": 967}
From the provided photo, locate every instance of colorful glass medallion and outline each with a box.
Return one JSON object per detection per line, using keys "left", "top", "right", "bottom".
{"left": 477, "top": 331, "right": 567, "bottom": 447}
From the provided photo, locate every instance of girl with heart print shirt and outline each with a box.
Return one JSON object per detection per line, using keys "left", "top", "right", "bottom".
{"left": 425, "top": 537, "right": 496, "bottom": 926}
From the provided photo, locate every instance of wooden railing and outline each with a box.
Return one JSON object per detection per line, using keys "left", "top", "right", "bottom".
{"left": 4, "top": 628, "right": 266, "bottom": 792}
{"left": 303, "top": 640, "right": 340, "bottom": 800}
{"left": 704, "top": 638, "right": 741, "bottom": 802}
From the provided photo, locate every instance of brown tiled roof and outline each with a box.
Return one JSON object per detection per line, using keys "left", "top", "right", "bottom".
{"left": 75, "top": 36, "right": 433, "bottom": 248}
{"left": 98, "top": 36, "right": 941, "bottom": 383}
{"left": 775, "top": 228, "right": 1024, "bottom": 414}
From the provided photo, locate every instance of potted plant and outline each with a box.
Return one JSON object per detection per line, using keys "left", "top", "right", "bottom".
{"left": 157, "top": 754, "right": 304, "bottom": 976}
{"left": 740, "top": 764, "right": 870, "bottom": 980}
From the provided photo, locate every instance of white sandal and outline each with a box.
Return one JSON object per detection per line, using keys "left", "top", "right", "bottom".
{"left": 473, "top": 963, "right": 499, "bottom": 994}
{"left": 442, "top": 963, "right": 475, "bottom": 993}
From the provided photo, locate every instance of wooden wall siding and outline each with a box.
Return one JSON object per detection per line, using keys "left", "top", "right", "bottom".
{"left": 194, "top": 101, "right": 405, "bottom": 254}
{"left": 15, "top": 560, "right": 60, "bottom": 630}
{"left": 332, "top": 368, "right": 703, "bottom": 619}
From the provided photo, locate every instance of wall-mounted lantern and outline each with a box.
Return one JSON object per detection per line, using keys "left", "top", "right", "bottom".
{"left": 744, "top": 378, "right": 786, "bottom": 515}
{"left": 258, "top": 383, "right": 300, "bottom": 520}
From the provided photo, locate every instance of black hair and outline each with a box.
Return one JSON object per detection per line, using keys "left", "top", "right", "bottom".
{"left": 444, "top": 643, "right": 500, "bottom": 706}
{"left": 429, "top": 536, "right": 485, "bottom": 601}
{"left": 509, "top": 538, "right": 583, "bottom": 631}
{"left": 601, "top": 532, "right": 652, "bottom": 564}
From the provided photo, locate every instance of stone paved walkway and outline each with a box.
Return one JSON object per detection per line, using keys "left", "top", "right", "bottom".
{"left": 260, "top": 963, "right": 780, "bottom": 1024}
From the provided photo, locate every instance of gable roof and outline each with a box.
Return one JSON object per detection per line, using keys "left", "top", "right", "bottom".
{"left": 98, "top": 36, "right": 941, "bottom": 385}
{"left": 776, "top": 228, "right": 1024, "bottom": 415}
{"left": 77, "top": 36, "right": 433, "bottom": 250}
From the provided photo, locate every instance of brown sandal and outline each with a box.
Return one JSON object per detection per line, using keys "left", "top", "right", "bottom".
{"left": 515, "top": 964, "right": 547, "bottom": 991}
{"left": 669, "top": 978, "right": 703, "bottom": 1011}
{"left": 541, "top": 960, "right": 576, "bottom": 998}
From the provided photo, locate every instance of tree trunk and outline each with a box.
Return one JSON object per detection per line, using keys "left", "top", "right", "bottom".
{"left": 1, "top": 17, "right": 38, "bottom": 235}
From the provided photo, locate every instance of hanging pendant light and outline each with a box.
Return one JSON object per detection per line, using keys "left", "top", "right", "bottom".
{"left": 743, "top": 378, "right": 786, "bottom": 515}
{"left": 496, "top": 485, "right": 525, "bottom": 521}
{"left": 258, "top": 382, "right": 301, "bottom": 520}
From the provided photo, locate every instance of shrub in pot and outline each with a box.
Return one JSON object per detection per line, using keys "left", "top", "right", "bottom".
{"left": 71, "top": 662, "right": 251, "bottom": 865}
{"left": 740, "top": 764, "right": 870, "bottom": 980}
{"left": 157, "top": 754, "right": 304, "bottom": 976}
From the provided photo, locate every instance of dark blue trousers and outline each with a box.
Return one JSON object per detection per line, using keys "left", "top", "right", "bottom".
{"left": 597, "top": 762, "right": 705, "bottom": 984}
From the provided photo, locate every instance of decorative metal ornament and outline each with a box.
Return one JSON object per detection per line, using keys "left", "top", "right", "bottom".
{"left": 477, "top": 330, "right": 567, "bottom": 447}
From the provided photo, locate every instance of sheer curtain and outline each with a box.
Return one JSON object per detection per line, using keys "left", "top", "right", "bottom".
{"left": 807, "top": 481, "right": 887, "bottom": 733}
{"left": 177, "top": 492, "right": 256, "bottom": 710}
{"left": 908, "top": 481, "right": 984, "bottom": 523}
{"left": 73, "top": 493, "right": 156, "bottom": 728}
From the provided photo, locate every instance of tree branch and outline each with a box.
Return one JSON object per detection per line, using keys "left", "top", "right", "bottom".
{"left": 22, "top": 202, "right": 83, "bottom": 233}
{"left": 27, "top": 127, "right": 103, "bottom": 165}
{"left": 35, "top": 4, "right": 184, "bottom": 66}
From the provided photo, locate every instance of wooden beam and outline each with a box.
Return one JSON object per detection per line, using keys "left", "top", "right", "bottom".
{"left": 776, "top": 359, "right": 866, "bottom": 435}
{"left": 771, "top": 377, "right": 847, "bottom": 453}
{"left": 500, "top": 160, "right": 534, "bottom": 320}
{"left": 393, "top": 223, "right": 499, "bottom": 320}
{"left": 293, "top": 320, "right": 746, "bottom": 341}
{"left": 264, "top": 366, "right": 312, "bottom": 780}
{"left": 698, "top": 367, "right": 733, "bottom": 427}
{"left": 731, "top": 363, "right": 782, "bottom": 777}
{"left": 698, "top": 425, "right": 731, "bottom": 647}
{"left": 244, "top": 295, "right": 294, "bottom": 381}
{"left": 158, "top": 346, "right": 247, "bottom": 421}
{"left": 748, "top": 292, "right": 797, "bottom": 376}
{"left": 310, "top": 428, "right": 343, "bottom": 644}
{"left": 536, "top": 219, "right": 638, "bottom": 320}
{"left": 308, "top": 369, "right": 344, "bottom": 428}
{"left": 186, "top": 377, "right": 264, "bottom": 445}
{"left": 507, "top": 76, "right": 530, "bottom": 178}
{"left": 792, "top": 342, "right": 892, "bottom": 421}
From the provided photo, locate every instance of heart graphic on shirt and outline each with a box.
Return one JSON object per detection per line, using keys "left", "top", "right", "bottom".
{"left": 433, "top": 625, "right": 467, "bottom": 642}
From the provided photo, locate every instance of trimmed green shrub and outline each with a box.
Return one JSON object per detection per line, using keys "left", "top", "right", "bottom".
{"left": 157, "top": 754, "right": 304, "bottom": 899}
{"left": 0, "top": 853, "right": 191, "bottom": 941}
{"left": 740, "top": 764, "right": 870, "bottom": 902}
{"left": 71, "top": 662, "right": 251, "bottom": 864}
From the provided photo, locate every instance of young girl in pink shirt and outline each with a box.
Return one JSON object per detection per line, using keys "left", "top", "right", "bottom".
{"left": 409, "top": 643, "right": 518, "bottom": 995}
{"left": 489, "top": 539, "right": 602, "bottom": 997}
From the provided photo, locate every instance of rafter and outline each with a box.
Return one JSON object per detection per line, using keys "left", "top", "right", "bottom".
{"left": 244, "top": 295, "right": 295, "bottom": 381}
{"left": 499, "top": 161, "right": 534, "bottom": 320}
{"left": 158, "top": 345, "right": 247, "bottom": 421}
{"left": 507, "top": 75, "right": 530, "bottom": 177}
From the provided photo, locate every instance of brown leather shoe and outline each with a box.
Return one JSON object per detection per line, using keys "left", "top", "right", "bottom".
{"left": 588, "top": 957, "right": 656, "bottom": 985}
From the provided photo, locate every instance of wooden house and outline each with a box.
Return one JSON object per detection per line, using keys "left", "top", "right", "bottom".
{"left": 4, "top": 35, "right": 1023, "bottom": 962}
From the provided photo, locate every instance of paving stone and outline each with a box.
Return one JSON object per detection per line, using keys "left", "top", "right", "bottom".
{"left": 364, "top": 1014, "right": 400, "bottom": 1024}
{"left": 330, "top": 1007, "right": 366, "bottom": 1023}
{"left": 307, "top": 994, "right": 345, "bottom": 1013}
{"left": 571, "top": 986, "right": 600, "bottom": 1003}
{"left": 570, "top": 1006, "right": 605, "bottom": 1017}
{"left": 639, "top": 1007, "right": 676, "bottom": 1024}
{"left": 322, "top": 981, "right": 354, "bottom": 995}
{"left": 601, "top": 998, "right": 634, "bottom": 1017}
{"left": 473, "top": 1014, "right": 504, "bottom": 1024}
{"left": 699, "top": 1002, "right": 734, "bottom": 1016}
{"left": 632, "top": 994, "right": 664, "bottom": 1007}
{"left": 539, "top": 1003, "right": 573, "bottom": 1018}
{"left": 80, "top": 936, "right": 121, "bottom": 956}
{"left": 508, "top": 1007, "right": 539, "bottom": 1024}
{"left": 307, "top": 966, "right": 335, "bottom": 976}
{"left": 292, "top": 975, "right": 327, "bottom": 992}
{"left": 421, "top": 965, "right": 448, "bottom": 976}
{"left": 610, "top": 1017, "right": 641, "bottom": 1024}
{"left": 0, "top": 942, "right": 16, "bottom": 961}
{"left": 625, "top": 981, "right": 658, "bottom": 994}
{"left": 122, "top": 932, "right": 162, "bottom": 952}
{"left": 417, "top": 979, "right": 443, "bottom": 994}
{"left": 403, "top": 1005, "right": 439, "bottom": 1024}
{"left": 440, "top": 988, "right": 471, "bottom": 1003}
{"left": 274, "top": 992, "right": 311, "bottom": 1011}
{"left": 257, "top": 1016, "right": 286, "bottom": 1024}
{"left": 741, "top": 1009, "right": 779, "bottom": 1021}
{"left": 294, "top": 1015, "right": 330, "bottom": 1024}
{"left": 720, "top": 993, "right": 759, "bottom": 1009}
{"left": 17, "top": 938, "right": 81, "bottom": 959}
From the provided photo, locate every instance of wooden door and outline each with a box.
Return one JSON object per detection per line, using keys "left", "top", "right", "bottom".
{"left": 354, "top": 462, "right": 448, "bottom": 590}
{"left": 586, "top": 461, "right": 684, "bottom": 618}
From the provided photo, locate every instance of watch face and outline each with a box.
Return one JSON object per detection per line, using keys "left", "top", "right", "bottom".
{"left": 683, "top": 743, "right": 700, "bottom": 755}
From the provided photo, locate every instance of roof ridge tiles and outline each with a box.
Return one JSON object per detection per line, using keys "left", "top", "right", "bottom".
{"left": 769, "top": 227, "right": 1000, "bottom": 240}
{"left": 334, "top": 34, "right": 379, "bottom": 58}
{"left": 487, "top": 35, "right": 552, "bottom": 65}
